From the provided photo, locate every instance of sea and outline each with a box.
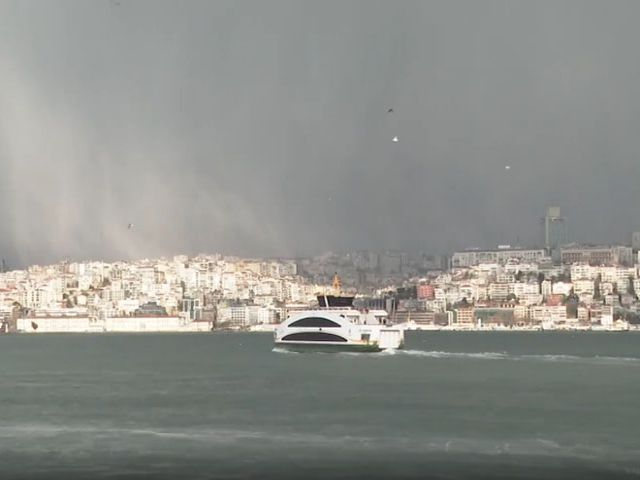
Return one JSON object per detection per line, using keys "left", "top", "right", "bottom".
{"left": 1, "top": 331, "right": 639, "bottom": 480}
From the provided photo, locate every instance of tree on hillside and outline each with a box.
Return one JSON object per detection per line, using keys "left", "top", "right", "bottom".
{"left": 594, "top": 273, "right": 602, "bottom": 300}
{"left": 506, "top": 293, "right": 518, "bottom": 303}
{"left": 628, "top": 275, "right": 637, "bottom": 299}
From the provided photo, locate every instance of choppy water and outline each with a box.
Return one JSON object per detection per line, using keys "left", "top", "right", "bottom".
{"left": 1, "top": 331, "right": 639, "bottom": 479}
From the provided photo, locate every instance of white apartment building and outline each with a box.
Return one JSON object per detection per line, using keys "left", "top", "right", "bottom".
{"left": 511, "top": 282, "right": 539, "bottom": 297}
{"left": 552, "top": 282, "right": 572, "bottom": 296}
{"left": 570, "top": 263, "right": 595, "bottom": 280}
{"left": 488, "top": 283, "right": 510, "bottom": 300}
{"left": 496, "top": 273, "right": 515, "bottom": 284}
{"left": 504, "top": 262, "right": 539, "bottom": 274}
{"left": 530, "top": 305, "right": 567, "bottom": 323}
{"left": 600, "top": 282, "right": 615, "bottom": 296}
{"left": 573, "top": 280, "right": 595, "bottom": 295}
{"left": 451, "top": 248, "right": 547, "bottom": 268}
{"left": 520, "top": 293, "right": 543, "bottom": 306}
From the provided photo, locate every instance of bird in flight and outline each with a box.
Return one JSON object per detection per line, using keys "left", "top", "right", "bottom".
{"left": 388, "top": 108, "right": 394, "bottom": 113}
{"left": 127, "top": 223, "right": 134, "bottom": 229}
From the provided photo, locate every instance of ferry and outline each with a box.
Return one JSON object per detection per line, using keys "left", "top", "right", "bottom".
{"left": 274, "top": 275, "right": 404, "bottom": 352}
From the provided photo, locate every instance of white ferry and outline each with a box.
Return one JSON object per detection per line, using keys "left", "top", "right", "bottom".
{"left": 274, "top": 279, "right": 404, "bottom": 352}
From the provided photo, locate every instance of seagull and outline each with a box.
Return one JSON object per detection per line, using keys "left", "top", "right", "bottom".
{"left": 392, "top": 136, "right": 399, "bottom": 143}
{"left": 127, "top": 223, "right": 134, "bottom": 229}
{"left": 505, "top": 165, "right": 511, "bottom": 171}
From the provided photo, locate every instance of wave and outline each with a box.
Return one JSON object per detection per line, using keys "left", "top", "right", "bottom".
{"left": 0, "top": 424, "right": 374, "bottom": 448}
{"left": 3, "top": 423, "right": 639, "bottom": 465}
{"left": 5, "top": 422, "right": 640, "bottom": 475}
{"left": 0, "top": 424, "right": 195, "bottom": 439}
{"left": 396, "top": 349, "right": 640, "bottom": 365}
{"left": 397, "top": 350, "right": 509, "bottom": 360}
{"left": 271, "top": 347, "right": 300, "bottom": 355}
{"left": 514, "top": 353, "right": 640, "bottom": 365}
{"left": 273, "top": 345, "right": 640, "bottom": 365}
{"left": 594, "top": 355, "right": 640, "bottom": 364}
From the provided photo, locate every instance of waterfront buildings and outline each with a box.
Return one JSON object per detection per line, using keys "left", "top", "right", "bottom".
{"left": 2, "top": 236, "right": 640, "bottom": 334}
{"left": 0, "top": 255, "right": 317, "bottom": 334}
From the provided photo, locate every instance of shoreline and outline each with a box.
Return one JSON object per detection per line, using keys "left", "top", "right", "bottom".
{"left": 3, "top": 326, "right": 640, "bottom": 335}
{"left": 394, "top": 324, "right": 640, "bottom": 333}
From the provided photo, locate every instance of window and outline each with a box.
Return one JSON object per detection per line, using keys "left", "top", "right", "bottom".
{"left": 281, "top": 332, "right": 347, "bottom": 342}
{"left": 288, "top": 317, "right": 341, "bottom": 328}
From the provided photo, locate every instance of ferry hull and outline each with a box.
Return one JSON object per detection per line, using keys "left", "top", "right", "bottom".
{"left": 274, "top": 341, "right": 383, "bottom": 353}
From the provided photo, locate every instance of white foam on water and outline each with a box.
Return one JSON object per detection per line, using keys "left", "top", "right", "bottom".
{"left": 271, "top": 347, "right": 299, "bottom": 355}
{"left": 272, "top": 347, "right": 640, "bottom": 366}
{"left": 380, "top": 348, "right": 398, "bottom": 355}
{"left": 273, "top": 344, "right": 640, "bottom": 366}
{"left": 397, "top": 350, "right": 508, "bottom": 360}
{"left": 410, "top": 436, "right": 640, "bottom": 464}
{"left": 397, "top": 435, "right": 601, "bottom": 460}
{"left": 0, "top": 423, "right": 377, "bottom": 448}
{"left": 516, "top": 353, "right": 640, "bottom": 365}
{"left": 337, "top": 350, "right": 398, "bottom": 358}
{"left": 4, "top": 423, "right": 640, "bottom": 471}
{"left": 594, "top": 355, "right": 640, "bottom": 365}
{"left": 364, "top": 348, "right": 640, "bottom": 365}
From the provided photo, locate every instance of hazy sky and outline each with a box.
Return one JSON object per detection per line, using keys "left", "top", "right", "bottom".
{"left": 2, "top": 0, "right": 640, "bottom": 265}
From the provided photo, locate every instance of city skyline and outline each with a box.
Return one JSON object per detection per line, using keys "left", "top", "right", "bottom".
{"left": 5, "top": 201, "right": 640, "bottom": 271}
{"left": 3, "top": 238, "right": 640, "bottom": 335}
{"left": 2, "top": 223, "right": 639, "bottom": 272}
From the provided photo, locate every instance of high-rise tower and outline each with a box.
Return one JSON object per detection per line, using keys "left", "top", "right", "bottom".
{"left": 544, "top": 207, "right": 567, "bottom": 251}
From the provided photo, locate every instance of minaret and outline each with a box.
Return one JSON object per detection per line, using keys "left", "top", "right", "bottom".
{"left": 332, "top": 272, "right": 342, "bottom": 293}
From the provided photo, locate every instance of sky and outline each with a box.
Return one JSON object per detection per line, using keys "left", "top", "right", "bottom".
{"left": 1, "top": 0, "right": 640, "bottom": 266}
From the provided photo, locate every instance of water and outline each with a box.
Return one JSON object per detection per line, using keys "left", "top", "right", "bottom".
{"left": 1, "top": 331, "right": 639, "bottom": 479}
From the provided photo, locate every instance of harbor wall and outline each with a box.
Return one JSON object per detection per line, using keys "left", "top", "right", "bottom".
{"left": 17, "top": 317, "right": 213, "bottom": 333}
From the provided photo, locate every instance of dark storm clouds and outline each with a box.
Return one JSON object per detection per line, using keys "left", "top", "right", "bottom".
{"left": 2, "top": 0, "right": 640, "bottom": 265}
